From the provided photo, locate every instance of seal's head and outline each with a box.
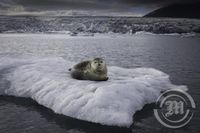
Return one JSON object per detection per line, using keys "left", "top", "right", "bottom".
{"left": 91, "top": 58, "right": 107, "bottom": 73}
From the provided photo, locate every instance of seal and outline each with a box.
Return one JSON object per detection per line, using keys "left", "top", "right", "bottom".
{"left": 69, "top": 58, "right": 108, "bottom": 81}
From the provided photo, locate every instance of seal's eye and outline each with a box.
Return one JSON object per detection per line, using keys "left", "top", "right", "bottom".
{"left": 100, "top": 61, "right": 103, "bottom": 63}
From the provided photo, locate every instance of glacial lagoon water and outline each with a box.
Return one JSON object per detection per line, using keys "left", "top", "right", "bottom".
{"left": 0, "top": 33, "right": 200, "bottom": 133}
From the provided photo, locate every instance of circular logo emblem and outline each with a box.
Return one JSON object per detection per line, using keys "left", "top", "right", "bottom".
{"left": 154, "top": 89, "right": 196, "bottom": 128}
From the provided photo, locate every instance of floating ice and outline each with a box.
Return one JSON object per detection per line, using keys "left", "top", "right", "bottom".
{"left": 0, "top": 57, "right": 188, "bottom": 127}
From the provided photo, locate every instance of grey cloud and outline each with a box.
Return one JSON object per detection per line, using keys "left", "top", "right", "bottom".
{"left": 0, "top": 0, "right": 199, "bottom": 16}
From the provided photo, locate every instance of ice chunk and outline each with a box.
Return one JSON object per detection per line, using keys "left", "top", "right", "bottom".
{"left": 0, "top": 57, "right": 188, "bottom": 127}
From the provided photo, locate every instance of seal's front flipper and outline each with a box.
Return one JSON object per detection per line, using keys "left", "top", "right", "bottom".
{"left": 93, "top": 77, "right": 109, "bottom": 81}
{"left": 103, "top": 77, "right": 109, "bottom": 81}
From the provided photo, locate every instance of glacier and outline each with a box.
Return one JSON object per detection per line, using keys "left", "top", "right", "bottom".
{"left": 0, "top": 16, "right": 200, "bottom": 35}
{"left": 0, "top": 56, "right": 188, "bottom": 127}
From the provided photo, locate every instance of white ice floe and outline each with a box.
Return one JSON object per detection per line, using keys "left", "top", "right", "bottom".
{"left": 0, "top": 57, "right": 188, "bottom": 127}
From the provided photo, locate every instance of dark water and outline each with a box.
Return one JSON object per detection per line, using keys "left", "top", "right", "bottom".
{"left": 0, "top": 33, "right": 200, "bottom": 133}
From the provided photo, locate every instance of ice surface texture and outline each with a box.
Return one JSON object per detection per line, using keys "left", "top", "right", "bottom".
{"left": 0, "top": 16, "right": 200, "bottom": 34}
{"left": 0, "top": 57, "right": 188, "bottom": 127}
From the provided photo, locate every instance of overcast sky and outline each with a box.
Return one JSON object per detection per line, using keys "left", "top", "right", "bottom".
{"left": 0, "top": 0, "right": 198, "bottom": 16}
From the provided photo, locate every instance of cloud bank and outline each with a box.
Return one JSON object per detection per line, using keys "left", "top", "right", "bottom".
{"left": 0, "top": 0, "right": 198, "bottom": 16}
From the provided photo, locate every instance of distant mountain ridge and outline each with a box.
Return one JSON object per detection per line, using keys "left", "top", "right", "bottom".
{"left": 144, "top": 2, "right": 200, "bottom": 19}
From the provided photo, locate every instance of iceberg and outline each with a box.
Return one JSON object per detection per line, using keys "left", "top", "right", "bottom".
{"left": 0, "top": 56, "right": 188, "bottom": 127}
